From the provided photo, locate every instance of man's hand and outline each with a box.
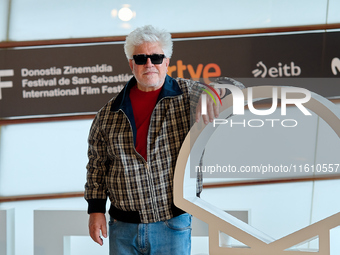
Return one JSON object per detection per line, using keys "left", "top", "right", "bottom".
{"left": 89, "top": 213, "right": 107, "bottom": 246}
{"left": 195, "top": 90, "right": 220, "bottom": 124}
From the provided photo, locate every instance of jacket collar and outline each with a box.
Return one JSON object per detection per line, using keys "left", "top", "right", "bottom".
{"left": 110, "top": 74, "right": 183, "bottom": 112}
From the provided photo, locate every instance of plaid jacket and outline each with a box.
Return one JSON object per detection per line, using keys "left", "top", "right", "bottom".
{"left": 85, "top": 75, "right": 201, "bottom": 223}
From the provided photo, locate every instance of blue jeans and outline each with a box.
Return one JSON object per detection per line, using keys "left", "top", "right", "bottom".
{"left": 109, "top": 213, "right": 191, "bottom": 255}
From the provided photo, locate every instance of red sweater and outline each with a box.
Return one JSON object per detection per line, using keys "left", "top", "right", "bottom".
{"left": 129, "top": 85, "right": 162, "bottom": 160}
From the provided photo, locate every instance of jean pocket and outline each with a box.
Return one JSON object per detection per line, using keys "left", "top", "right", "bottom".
{"left": 165, "top": 213, "right": 192, "bottom": 231}
{"left": 108, "top": 217, "right": 118, "bottom": 227}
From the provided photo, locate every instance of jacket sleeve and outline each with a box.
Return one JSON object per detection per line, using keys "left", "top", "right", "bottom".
{"left": 176, "top": 78, "right": 203, "bottom": 127}
{"left": 84, "top": 112, "right": 108, "bottom": 214}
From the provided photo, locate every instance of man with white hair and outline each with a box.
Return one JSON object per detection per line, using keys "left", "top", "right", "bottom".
{"left": 84, "top": 25, "right": 225, "bottom": 254}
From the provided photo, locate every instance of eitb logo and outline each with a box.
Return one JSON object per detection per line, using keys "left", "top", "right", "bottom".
{"left": 252, "top": 61, "right": 301, "bottom": 78}
{"left": 0, "top": 69, "right": 14, "bottom": 100}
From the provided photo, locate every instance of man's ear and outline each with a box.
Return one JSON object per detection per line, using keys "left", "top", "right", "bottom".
{"left": 165, "top": 58, "right": 170, "bottom": 72}
{"left": 129, "top": 59, "right": 134, "bottom": 72}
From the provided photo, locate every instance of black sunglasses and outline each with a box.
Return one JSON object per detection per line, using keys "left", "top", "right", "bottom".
{"left": 133, "top": 54, "right": 166, "bottom": 65}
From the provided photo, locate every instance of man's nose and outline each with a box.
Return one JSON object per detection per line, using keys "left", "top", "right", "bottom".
{"left": 145, "top": 57, "right": 154, "bottom": 66}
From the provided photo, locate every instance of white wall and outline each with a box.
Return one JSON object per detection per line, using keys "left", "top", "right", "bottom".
{"left": 0, "top": 0, "right": 339, "bottom": 42}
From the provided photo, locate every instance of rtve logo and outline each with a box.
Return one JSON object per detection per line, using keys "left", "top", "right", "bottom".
{"left": 0, "top": 69, "right": 14, "bottom": 100}
{"left": 331, "top": 57, "right": 340, "bottom": 75}
{"left": 252, "top": 61, "right": 301, "bottom": 78}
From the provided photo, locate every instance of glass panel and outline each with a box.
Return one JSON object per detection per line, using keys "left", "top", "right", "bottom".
{"left": 67, "top": 236, "right": 109, "bottom": 255}
{"left": 312, "top": 112, "right": 340, "bottom": 223}
{"left": 198, "top": 105, "right": 319, "bottom": 241}
{"left": 0, "top": 119, "right": 93, "bottom": 196}
{"left": 9, "top": 0, "right": 125, "bottom": 41}
{"left": 312, "top": 180, "right": 340, "bottom": 223}
{"left": 201, "top": 105, "right": 319, "bottom": 181}
{"left": 201, "top": 182, "right": 314, "bottom": 240}
{"left": 0, "top": 0, "right": 9, "bottom": 42}
{"left": 327, "top": 0, "right": 340, "bottom": 24}
{"left": 0, "top": 197, "right": 90, "bottom": 255}
{"left": 8, "top": 0, "right": 329, "bottom": 41}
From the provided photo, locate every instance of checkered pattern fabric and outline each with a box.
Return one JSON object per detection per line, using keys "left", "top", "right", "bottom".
{"left": 85, "top": 76, "right": 201, "bottom": 223}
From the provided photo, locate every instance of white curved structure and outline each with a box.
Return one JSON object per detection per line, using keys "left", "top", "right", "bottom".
{"left": 174, "top": 86, "right": 340, "bottom": 254}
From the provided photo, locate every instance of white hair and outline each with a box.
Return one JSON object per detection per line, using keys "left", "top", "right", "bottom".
{"left": 124, "top": 25, "right": 173, "bottom": 60}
